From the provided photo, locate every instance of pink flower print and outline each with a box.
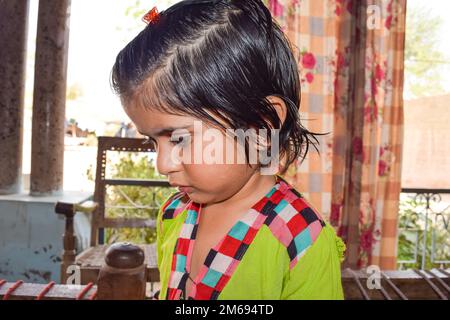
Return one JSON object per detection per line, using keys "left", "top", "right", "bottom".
{"left": 371, "top": 74, "right": 378, "bottom": 97}
{"left": 330, "top": 203, "right": 341, "bottom": 223}
{"left": 305, "top": 72, "right": 314, "bottom": 83}
{"left": 338, "top": 225, "right": 348, "bottom": 239}
{"left": 360, "top": 229, "right": 373, "bottom": 252}
{"left": 346, "top": 0, "right": 354, "bottom": 14}
{"left": 387, "top": 1, "right": 393, "bottom": 13}
{"left": 375, "top": 64, "right": 385, "bottom": 81}
{"left": 269, "top": 0, "right": 284, "bottom": 18}
{"left": 374, "top": 228, "right": 381, "bottom": 238}
{"left": 378, "top": 160, "right": 388, "bottom": 176}
{"left": 385, "top": 15, "right": 393, "bottom": 29}
{"left": 352, "top": 137, "right": 363, "bottom": 156}
{"left": 337, "top": 52, "right": 346, "bottom": 68}
{"left": 301, "top": 52, "right": 317, "bottom": 69}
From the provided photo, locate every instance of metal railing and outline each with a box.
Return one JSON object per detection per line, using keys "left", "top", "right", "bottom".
{"left": 398, "top": 188, "right": 450, "bottom": 269}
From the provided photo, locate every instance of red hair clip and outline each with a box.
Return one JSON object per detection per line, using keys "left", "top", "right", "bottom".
{"left": 142, "top": 6, "right": 160, "bottom": 25}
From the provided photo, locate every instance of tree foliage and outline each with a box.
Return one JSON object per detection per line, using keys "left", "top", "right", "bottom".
{"left": 397, "top": 196, "right": 450, "bottom": 269}
{"left": 404, "top": 4, "right": 449, "bottom": 98}
{"left": 87, "top": 153, "right": 176, "bottom": 244}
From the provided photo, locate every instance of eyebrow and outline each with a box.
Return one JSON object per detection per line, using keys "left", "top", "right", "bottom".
{"left": 137, "top": 125, "right": 193, "bottom": 138}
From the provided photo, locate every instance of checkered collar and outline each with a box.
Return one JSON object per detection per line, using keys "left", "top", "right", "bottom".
{"left": 165, "top": 175, "right": 290, "bottom": 300}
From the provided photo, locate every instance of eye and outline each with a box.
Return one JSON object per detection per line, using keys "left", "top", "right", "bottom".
{"left": 170, "top": 134, "right": 191, "bottom": 146}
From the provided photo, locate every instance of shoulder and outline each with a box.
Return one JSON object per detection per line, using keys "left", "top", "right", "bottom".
{"left": 260, "top": 177, "right": 327, "bottom": 270}
{"left": 159, "top": 191, "right": 191, "bottom": 221}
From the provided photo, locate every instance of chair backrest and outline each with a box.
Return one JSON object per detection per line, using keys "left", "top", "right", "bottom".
{"left": 91, "top": 136, "right": 171, "bottom": 246}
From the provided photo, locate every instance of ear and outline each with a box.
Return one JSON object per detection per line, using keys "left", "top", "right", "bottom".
{"left": 266, "top": 95, "right": 288, "bottom": 127}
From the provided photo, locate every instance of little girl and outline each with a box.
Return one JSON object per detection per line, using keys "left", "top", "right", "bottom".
{"left": 112, "top": 0, "right": 345, "bottom": 300}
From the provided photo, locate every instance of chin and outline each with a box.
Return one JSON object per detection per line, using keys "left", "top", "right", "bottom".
{"left": 185, "top": 192, "right": 204, "bottom": 204}
{"left": 186, "top": 192, "right": 216, "bottom": 205}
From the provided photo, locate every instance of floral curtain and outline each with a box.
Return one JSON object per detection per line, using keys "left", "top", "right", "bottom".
{"left": 266, "top": 0, "right": 406, "bottom": 269}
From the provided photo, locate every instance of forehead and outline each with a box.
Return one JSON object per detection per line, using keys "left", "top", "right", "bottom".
{"left": 124, "top": 105, "right": 196, "bottom": 135}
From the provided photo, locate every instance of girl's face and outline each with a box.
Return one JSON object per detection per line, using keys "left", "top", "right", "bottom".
{"left": 123, "top": 105, "right": 259, "bottom": 205}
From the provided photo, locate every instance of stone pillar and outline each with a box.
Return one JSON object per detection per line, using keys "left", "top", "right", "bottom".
{"left": 30, "top": 0, "right": 71, "bottom": 196}
{"left": 0, "top": 0, "right": 30, "bottom": 195}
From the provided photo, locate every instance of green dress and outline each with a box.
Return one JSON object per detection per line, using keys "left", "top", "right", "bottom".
{"left": 156, "top": 175, "right": 346, "bottom": 300}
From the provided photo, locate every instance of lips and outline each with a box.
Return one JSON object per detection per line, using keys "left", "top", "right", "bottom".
{"left": 177, "top": 186, "right": 194, "bottom": 193}
{"left": 170, "top": 183, "right": 194, "bottom": 193}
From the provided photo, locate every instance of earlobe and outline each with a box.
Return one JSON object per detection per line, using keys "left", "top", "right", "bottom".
{"left": 266, "top": 96, "right": 288, "bottom": 126}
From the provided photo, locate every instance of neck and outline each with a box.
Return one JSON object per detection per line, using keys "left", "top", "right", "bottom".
{"left": 202, "top": 172, "right": 277, "bottom": 214}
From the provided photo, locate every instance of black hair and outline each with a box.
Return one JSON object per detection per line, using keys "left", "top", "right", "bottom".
{"left": 111, "top": 0, "right": 321, "bottom": 175}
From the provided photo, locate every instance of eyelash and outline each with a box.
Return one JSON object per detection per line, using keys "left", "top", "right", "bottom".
{"left": 170, "top": 135, "right": 190, "bottom": 146}
{"left": 141, "top": 135, "right": 190, "bottom": 146}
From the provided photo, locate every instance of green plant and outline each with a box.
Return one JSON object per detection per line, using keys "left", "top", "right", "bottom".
{"left": 87, "top": 152, "right": 176, "bottom": 244}
{"left": 397, "top": 195, "right": 450, "bottom": 269}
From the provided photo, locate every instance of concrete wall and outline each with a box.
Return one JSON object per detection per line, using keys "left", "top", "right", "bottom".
{"left": 0, "top": 191, "right": 91, "bottom": 283}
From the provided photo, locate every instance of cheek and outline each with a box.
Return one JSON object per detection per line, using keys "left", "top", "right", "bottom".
{"left": 183, "top": 163, "right": 253, "bottom": 193}
{"left": 199, "top": 131, "right": 249, "bottom": 165}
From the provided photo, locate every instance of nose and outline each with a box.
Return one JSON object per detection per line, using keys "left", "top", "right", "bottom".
{"left": 156, "top": 144, "right": 183, "bottom": 176}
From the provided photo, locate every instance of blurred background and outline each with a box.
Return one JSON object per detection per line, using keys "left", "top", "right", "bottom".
{"left": 0, "top": 0, "right": 449, "bottom": 287}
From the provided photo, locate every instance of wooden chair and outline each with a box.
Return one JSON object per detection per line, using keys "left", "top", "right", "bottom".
{"left": 55, "top": 136, "right": 172, "bottom": 286}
